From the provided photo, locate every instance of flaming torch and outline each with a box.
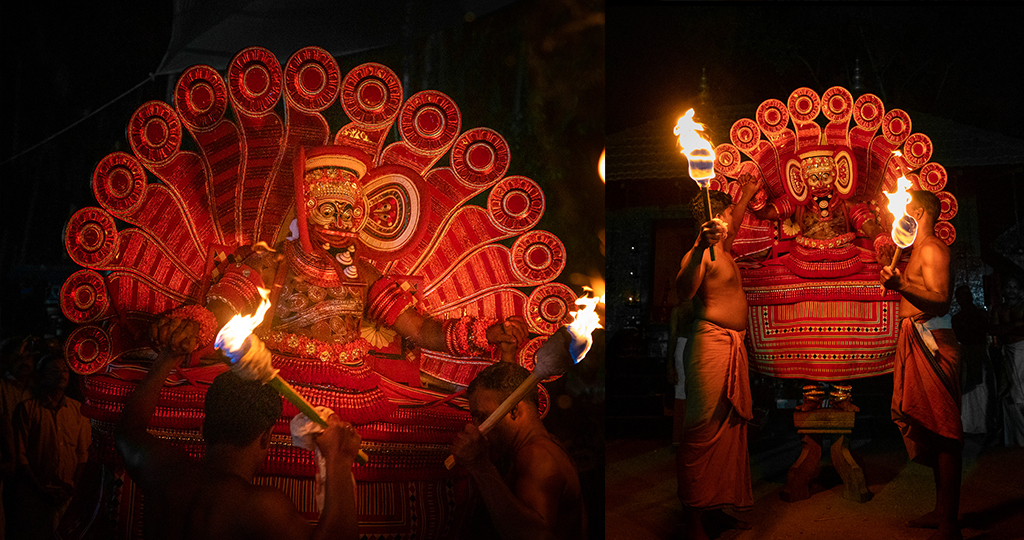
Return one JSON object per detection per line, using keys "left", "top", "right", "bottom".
{"left": 215, "top": 288, "right": 369, "bottom": 464}
{"left": 674, "top": 109, "right": 718, "bottom": 260}
{"left": 444, "top": 290, "right": 605, "bottom": 469}
{"left": 884, "top": 167, "right": 917, "bottom": 273}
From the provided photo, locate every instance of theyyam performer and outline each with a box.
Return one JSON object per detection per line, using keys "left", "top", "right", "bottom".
{"left": 59, "top": 52, "right": 580, "bottom": 538}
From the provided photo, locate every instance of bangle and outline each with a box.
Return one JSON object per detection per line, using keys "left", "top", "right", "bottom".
{"left": 367, "top": 277, "right": 416, "bottom": 327}
{"left": 166, "top": 304, "right": 218, "bottom": 351}
{"left": 443, "top": 316, "right": 498, "bottom": 357}
{"left": 206, "top": 263, "right": 265, "bottom": 315}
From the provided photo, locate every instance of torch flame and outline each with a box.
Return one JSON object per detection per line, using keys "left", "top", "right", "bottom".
{"left": 215, "top": 287, "right": 272, "bottom": 354}
{"left": 674, "top": 109, "right": 716, "bottom": 184}
{"left": 566, "top": 288, "right": 605, "bottom": 363}
{"left": 885, "top": 174, "right": 918, "bottom": 249}
{"left": 598, "top": 148, "right": 606, "bottom": 183}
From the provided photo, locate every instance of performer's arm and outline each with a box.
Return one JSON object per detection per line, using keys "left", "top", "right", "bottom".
{"left": 676, "top": 219, "right": 723, "bottom": 302}
{"left": 723, "top": 174, "right": 762, "bottom": 253}
{"left": 452, "top": 420, "right": 562, "bottom": 540}
{"left": 881, "top": 240, "right": 951, "bottom": 316}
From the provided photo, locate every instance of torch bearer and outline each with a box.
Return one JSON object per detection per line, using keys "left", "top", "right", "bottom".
{"left": 444, "top": 292, "right": 604, "bottom": 470}
{"left": 675, "top": 109, "right": 718, "bottom": 261}
{"left": 215, "top": 289, "right": 369, "bottom": 464}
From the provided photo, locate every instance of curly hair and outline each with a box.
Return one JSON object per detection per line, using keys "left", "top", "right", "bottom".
{"left": 689, "top": 190, "right": 733, "bottom": 223}
{"left": 467, "top": 361, "right": 537, "bottom": 407}
{"left": 203, "top": 371, "right": 282, "bottom": 447}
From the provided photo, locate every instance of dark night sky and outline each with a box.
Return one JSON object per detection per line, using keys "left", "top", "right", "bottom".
{"left": 607, "top": 3, "right": 1024, "bottom": 139}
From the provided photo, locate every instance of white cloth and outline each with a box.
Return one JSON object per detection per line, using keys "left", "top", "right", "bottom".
{"left": 961, "top": 351, "right": 991, "bottom": 434}
{"left": 1004, "top": 341, "right": 1024, "bottom": 446}
{"left": 674, "top": 337, "right": 688, "bottom": 400}
{"left": 290, "top": 405, "right": 334, "bottom": 511}
{"left": 914, "top": 314, "right": 952, "bottom": 356}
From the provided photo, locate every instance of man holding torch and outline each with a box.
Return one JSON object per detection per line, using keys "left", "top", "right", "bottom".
{"left": 449, "top": 358, "right": 585, "bottom": 540}
{"left": 674, "top": 177, "right": 761, "bottom": 540}
{"left": 880, "top": 190, "right": 963, "bottom": 540}
{"left": 114, "top": 320, "right": 364, "bottom": 540}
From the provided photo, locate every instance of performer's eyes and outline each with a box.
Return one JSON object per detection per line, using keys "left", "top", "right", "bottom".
{"left": 318, "top": 203, "right": 336, "bottom": 217}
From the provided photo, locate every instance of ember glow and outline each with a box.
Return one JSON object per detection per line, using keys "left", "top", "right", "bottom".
{"left": 215, "top": 287, "right": 271, "bottom": 357}
{"left": 566, "top": 287, "right": 605, "bottom": 363}
{"left": 598, "top": 148, "right": 606, "bottom": 183}
{"left": 674, "top": 108, "right": 716, "bottom": 186}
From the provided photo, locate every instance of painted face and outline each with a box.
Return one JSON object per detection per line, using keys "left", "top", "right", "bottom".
{"left": 802, "top": 157, "right": 836, "bottom": 195}
{"left": 303, "top": 168, "right": 365, "bottom": 250}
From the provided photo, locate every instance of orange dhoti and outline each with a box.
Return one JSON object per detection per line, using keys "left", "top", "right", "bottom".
{"left": 892, "top": 316, "right": 963, "bottom": 463}
{"left": 677, "top": 320, "right": 753, "bottom": 510}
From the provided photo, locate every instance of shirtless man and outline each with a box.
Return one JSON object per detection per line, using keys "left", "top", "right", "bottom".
{"left": 880, "top": 190, "right": 962, "bottom": 540}
{"left": 115, "top": 319, "right": 363, "bottom": 540}
{"left": 449, "top": 358, "right": 585, "bottom": 540}
{"left": 675, "top": 178, "right": 760, "bottom": 540}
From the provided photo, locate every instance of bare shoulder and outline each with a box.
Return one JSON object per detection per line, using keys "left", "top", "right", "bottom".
{"left": 515, "top": 436, "right": 576, "bottom": 480}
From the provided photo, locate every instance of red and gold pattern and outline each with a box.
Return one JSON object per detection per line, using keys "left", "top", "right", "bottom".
{"left": 60, "top": 49, "right": 574, "bottom": 540}
{"left": 705, "top": 86, "right": 957, "bottom": 380}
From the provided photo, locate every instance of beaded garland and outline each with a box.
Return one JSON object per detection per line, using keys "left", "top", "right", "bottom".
{"left": 167, "top": 304, "right": 218, "bottom": 351}
{"left": 258, "top": 329, "right": 372, "bottom": 366}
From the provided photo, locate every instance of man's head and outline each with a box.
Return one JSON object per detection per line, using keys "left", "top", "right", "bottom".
{"left": 203, "top": 371, "right": 282, "bottom": 448}
{"left": 36, "top": 353, "right": 70, "bottom": 395}
{"left": 689, "top": 190, "right": 734, "bottom": 224}
{"left": 800, "top": 155, "right": 837, "bottom": 195}
{"left": 907, "top": 190, "right": 941, "bottom": 225}
{"left": 954, "top": 285, "right": 975, "bottom": 309}
{"left": 1003, "top": 277, "right": 1022, "bottom": 304}
{"left": 466, "top": 362, "right": 538, "bottom": 448}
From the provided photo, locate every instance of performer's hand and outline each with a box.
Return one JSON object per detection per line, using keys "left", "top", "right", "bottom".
{"left": 488, "top": 316, "right": 528, "bottom": 362}
{"left": 873, "top": 234, "right": 896, "bottom": 267}
{"left": 697, "top": 218, "right": 727, "bottom": 249}
{"left": 451, "top": 424, "right": 490, "bottom": 470}
{"left": 880, "top": 266, "right": 902, "bottom": 291}
{"left": 149, "top": 317, "right": 199, "bottom": 356}
{"left": 738, "top": 173, "right": 762, "bottom": 196}
{"left": 316, "top": 414, "right": 362, "bottom": 464}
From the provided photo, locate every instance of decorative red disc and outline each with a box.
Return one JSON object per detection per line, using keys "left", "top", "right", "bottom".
{"left": 853, "top": 93, "right": 884, "bottom": 130}
{"left": 341, "top": 63, "right": 403, "bottom": 127}
{"left": 487, "top": 176, "right": 545, "bottom": 233}
{"left": 399, "top": 91, "right": 461, "bottom": 155}
{"left": 714, "top": 144, "right": 742, "bottom": 176}
{"left": 933, "top": 221, "right": 956, "bottom": 246}
{"left": 175, "top": 65, "right": 228, "bottom": 130}
{"left": 285, "top": 47, "right": 339, "bottom": 113}
{"left": 901, "top": 133, "right": 933, "bottom": 168}
{"left": 92, "top": 152, "right": 147, "bottom": 216}
{"left": 936, "top": 191, "right": 958, "bottom": 221}
{"left": 511, "top": 231, "right": 566, "bottom": 284}
{"left": 525, "top": 283, "right": 578, "bottom": 335}
{"left": 882, "top": 109, "right": 912, "bottom": 145}
{"left": 128, "top": 101, "right": 182, "bottom": 164}
{"left": 65, "top": 325, "right": 113, "bottom": 375}
{"left": 537, "top": 383, "right": 550, "bottom": 420}
{"left": 517, "top": 337, "right": 563, "bottom": 383}
{"left": 451, "top": 128, "right": 510, "bottom": 188}
{"left": 60, "top": 270, "right": 109, "bottom": 323}
{"left": 788, "top": 88, "right": 820, "bottom": 124}
{"left": 227, "top": 47, "right": 282, "bottom": 115}
{"left": 65, "top": 207, "right": 119, "bottom": 267}
{"left": 730, "top": 118, "right": 762, "bottom": 153}
{"left": 821, "top": 86, "right": 853, "bottom": 123}
{"left": 918, "top": 162, "right": 948, "bottom": 192}
{"left": 757, "top": 99, "right": 789, "bottom": 135}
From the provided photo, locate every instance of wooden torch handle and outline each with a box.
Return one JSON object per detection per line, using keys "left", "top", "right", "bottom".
{"left": 268, "top": 376, "right": 369, "bottom": 465}
{"left": 444, "top": 372, "right": 544, "bottom": 470}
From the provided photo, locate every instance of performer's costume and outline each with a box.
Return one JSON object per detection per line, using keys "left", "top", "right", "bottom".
{"left": 59, "top": 49, "right": 576, "bottom": 538}
{"left": 702, "top": 87, "right": 958, "bottom": 381}
{"left": 891, "top": 316, "right": 963, "bottom": 462}
{"left": 677, "top": 320, "right": 753, "bottom": 510}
